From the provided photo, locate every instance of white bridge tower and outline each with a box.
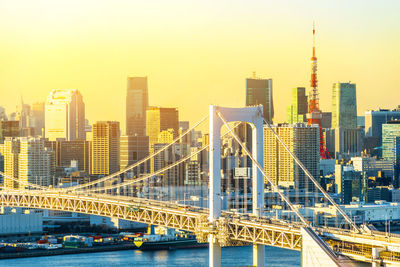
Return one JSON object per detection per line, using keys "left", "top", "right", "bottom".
{"left": 209, "top": 105, "right": 265, "bottom": 267}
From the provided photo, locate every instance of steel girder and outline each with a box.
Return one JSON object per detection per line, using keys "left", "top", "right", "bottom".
{"left": 2, "top": 190, "right": 400, "bottom": 264}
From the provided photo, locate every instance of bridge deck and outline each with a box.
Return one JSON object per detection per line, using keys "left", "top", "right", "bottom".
{"left": 1, "top": 190, "right": 400, "bottom": 264}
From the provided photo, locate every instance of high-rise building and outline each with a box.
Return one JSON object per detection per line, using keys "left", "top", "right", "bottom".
{"left": 352, "top": 156, "right": 394, "bottom": 177}
{"left": 246, "top": 76, "right": 273, "bottom": 123}
{"left": 152, "top": 143, "right": 188, "bottom": 187}
{"left": 45, "top": 89, "right": 85, "bottom": 141}
{"left": 334, "top": 128, "right": 363, "bottom": 158}
{"left": 158, "top": 129, "right": 175, "bottom": 144}
{"left": 335, "top": 164, "right": 362, "bottom": 204}
{"left": 146, "top": 107, "right": 179, "bottom": 173}
{"left": 323, "top": 128, "right": 336, "bottom": 157}
{"left": 56, "top": 140, "right": 91, "bottom": 173}
{"left": 18, "top": 137, "right": 54, "bottom": 188}
{"left": 394, "top": 137, "right": 400, "bottom": 188}
{"left": 179, "top": 121, "right": 191, "bottom": 145}
{"left": 365, "top": 107, "right": 400, "bottom": 149}
{"left": 185, "top": 146, "right": 202, "bottom": 185}
{"left": 179, "top": 121, "right": 189, "bottom": 131}
{"left": 0, "top": 106, "right": 7, "bottom": 121}
{"left": 120, "top": 135, "right": 149, "bottom": 171}
{"left": 15, "top": 99, "right": 32, "bottom": 135}
{"left": 286, "top": 87, "right": 308, "bottom": 124}
{"left": 351, "top": 156, "right": 396, "bottom": 188}
{"left": 382, "top": 121, "right": 400, "bottom": 162}
{"left": 91, "top": 121, "right": 120, "bottom": 175}
{"left": 191, "top": 130, "right": 203, "bottom": 147}
{"left": 331, "top": 82, "right": 360, "bottom": 159}
{"left": 332, "top": 82, "right": 357, "bottom": 129}
{"left": 126, "top": 77, "right": 148, "bottom": 136}
{"left": 4, "top": 137, "right": 54, "bottom": 189}
{"left": 146, "top": 107, "right": 179, "bottom": 145}
{"left": 321, "top": 112, "right": 332, "bottom": 129}
{"left": 366, "top": 186, "right": 392, "bottom": 203}
{"left": 0, "top": 121, "right": 19, "bottom": 143}
{"left": 357, "top": 116, "right": 365, "bottom": 128}
{"left": 3, "top": 138, "right": 20, "bottom": 188}
{"left": 264, "top": 123, "right": 319, "bottom": 190}
{"left": 31, "top": 102, "right": 45, "bottom": 136}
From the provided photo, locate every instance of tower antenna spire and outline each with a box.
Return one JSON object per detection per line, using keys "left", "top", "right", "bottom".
{"left": 312, "top": 21, "right": 316, "bottom": 57}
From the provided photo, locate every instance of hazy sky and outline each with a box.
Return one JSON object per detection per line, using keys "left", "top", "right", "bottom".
{"left": 1, "top": 0, "right": 399, "bottom": 131}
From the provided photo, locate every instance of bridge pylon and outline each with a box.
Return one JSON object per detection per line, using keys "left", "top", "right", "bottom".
{"left": 209, "top": 105, "right": 264, "bottom": 267}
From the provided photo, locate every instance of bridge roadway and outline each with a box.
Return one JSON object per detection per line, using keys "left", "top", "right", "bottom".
{"left": 1, "top": 189, "right": 400, "bottom": 264}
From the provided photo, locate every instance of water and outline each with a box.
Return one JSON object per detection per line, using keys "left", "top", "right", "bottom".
{"left": 1, "top": 246, "right": 300, "bottom": 266}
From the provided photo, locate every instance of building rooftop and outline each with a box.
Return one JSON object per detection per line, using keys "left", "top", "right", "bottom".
{"left": 46, "top": 89, "right": 80, "bottom": 105}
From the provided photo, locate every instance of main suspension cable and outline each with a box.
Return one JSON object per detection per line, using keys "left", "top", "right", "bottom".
{"left": 262, "top": 117, "right": 360, "bottom": 232}
{"left": 216, "top": 111, "right": 310, "bottom": 226}
{"left": 0, "top": 171, "right": 50, "bottom": 191}
{"left": 63, "top": 115, "right": 209, "bottom": 191}
{"left": 75, "top": 122, "right": 242, "bottom": 194}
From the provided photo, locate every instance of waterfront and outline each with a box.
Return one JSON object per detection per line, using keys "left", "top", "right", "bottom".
{"left": 2, "top": 246, "right": 300, "bottom": 266}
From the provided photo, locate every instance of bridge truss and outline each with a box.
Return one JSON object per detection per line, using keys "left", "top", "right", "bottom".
{"left": 0, "top": 189, "right": 400, "bottom": 265}
{"left": 1, "top": 106, "right": 400, "bottom": 266}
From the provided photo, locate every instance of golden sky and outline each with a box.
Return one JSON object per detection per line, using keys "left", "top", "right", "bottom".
{"left": 0, "top": 0, "right": 399, "bottom": 131}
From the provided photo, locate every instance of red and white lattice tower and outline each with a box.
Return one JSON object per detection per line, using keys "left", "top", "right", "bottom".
{"left": 306, "top": 23, "right": 331, "bottom": 159}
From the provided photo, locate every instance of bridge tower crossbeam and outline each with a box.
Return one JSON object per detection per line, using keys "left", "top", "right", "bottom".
{"left": 209, "top": 105, "right": 264, "bottom": 267}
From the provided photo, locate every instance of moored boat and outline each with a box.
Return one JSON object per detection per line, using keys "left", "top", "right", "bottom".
{"left": 134, "top": 226, "right": 207, "bottom": 250}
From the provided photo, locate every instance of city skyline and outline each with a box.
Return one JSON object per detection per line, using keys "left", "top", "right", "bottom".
{"left": 1, "top": 2, "right": 400, "bottom": 266}
{"left": 0, "top": 0, "right": 399, "bottom": 130}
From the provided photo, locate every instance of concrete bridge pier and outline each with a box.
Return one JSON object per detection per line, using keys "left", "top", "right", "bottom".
{"left": 209, "top": 235, "right": 221, "bottom": 267}
{"left": 372, "top": 248, "right": 381, "bottom": 267}
{"left": 253, "top": 244, "right": 264, "bottom": 267}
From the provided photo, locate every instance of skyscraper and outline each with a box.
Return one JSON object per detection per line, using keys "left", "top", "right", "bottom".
{"left": 321, "top": 112, "right": 332, "bottom": 129}
{"left": 264, "top": 123, "right": 319, "bottom": 190}
{"left": 31, "top": 102, "right": 45, "bottom": 137}
{"left": 55, "top": 140, "right": 91, "bottom": 173}
{"left": 179, "top": 121, "right": 191, "bottom": 145}
{"left": 18, "top": 137, "right": 53, "bottom": 188}
{"left": 382, "top": 121, "right": 400, "bottom": 162}
{"left": 286, "top": 87, "right": 308, "bottom": 124}
{"left": 334, "top": 164, "right": 362, "bottom": 204}
{"left": 4, "top": 137, "right": 53, "bottom": 189}
{"left": 332, "top": 82, "right": 357, "bottom": 129}
{"left": 15, "top": 98, "right": 31, "bottom": 135}
{"left": 334, "top": 128, "right": 363, "bottom": 158}
{"left": 365, "top": 107, "right": 400, "bottom": 151}
{"left": 45, "top": 89, "right": 85, "bottom": 141}
{"left": 3, "top": 137, "right": 20, "bottom": 188}
{"left": 120, "top": 135, "right": 149, "bottom": 171}
{"left": 331, "top": 82, "right": 361, "bottom": 158}
{"left": 0, "top": 106, "right": 7, "bottom": 121}
{"left": 146, "top": 107, "right": 179, "bottom": 145}
{"left": 246, "top": 76, "right": 273, "bottom": 123}
{"left": 126, "top": 77, "right": 148, "bottom": 136}
{"left": 146, "top": 107, "right": 179, "bottom": 173}
{"left": 91, "top": 121, "right": 120, "bottom": 175}
{"left": 0, "top": 121, "right": 19, "bottom": 143}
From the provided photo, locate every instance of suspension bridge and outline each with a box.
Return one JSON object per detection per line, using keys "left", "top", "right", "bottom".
{"left": 1, "top": 105, "right": 400, "bottom": 266}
